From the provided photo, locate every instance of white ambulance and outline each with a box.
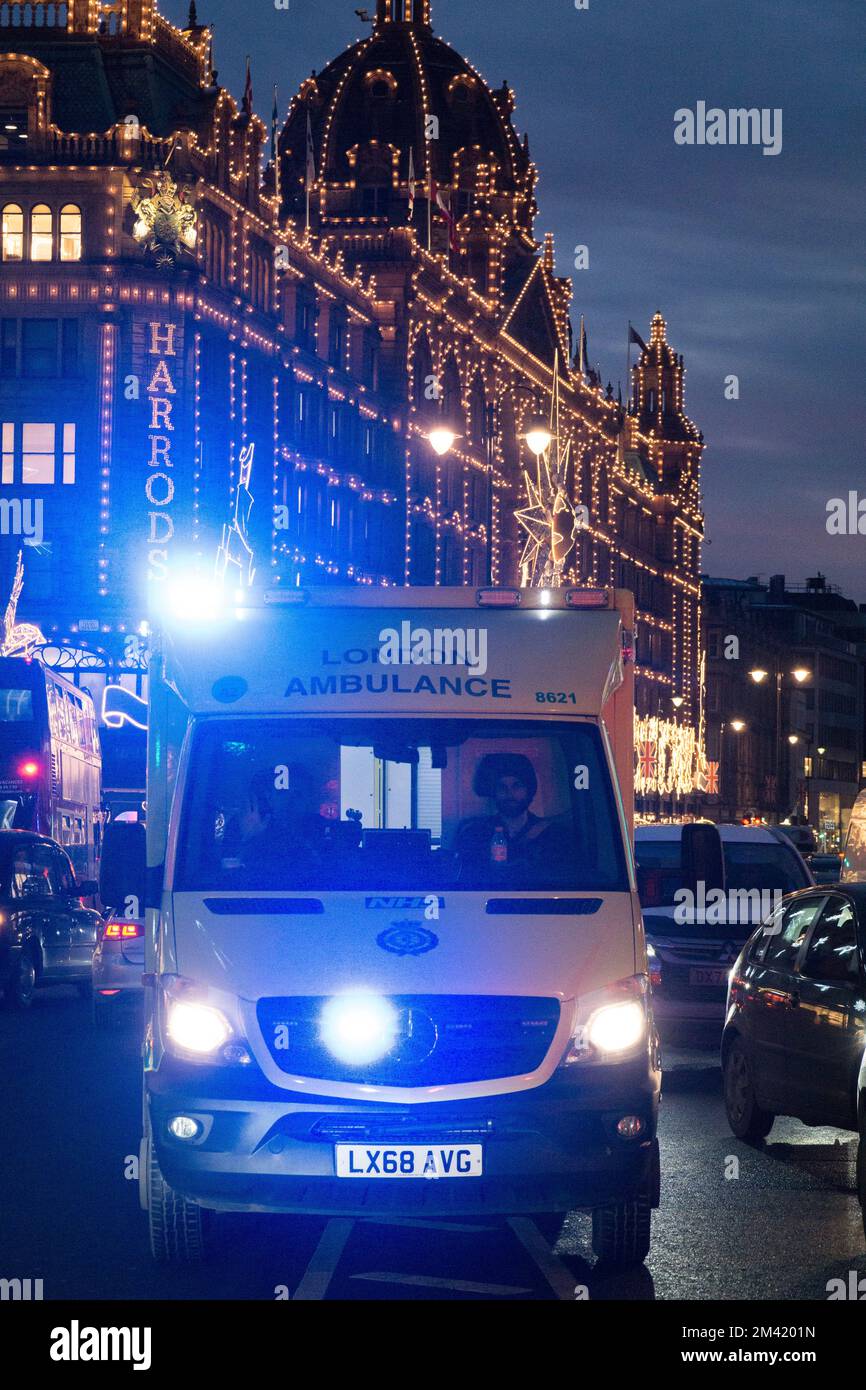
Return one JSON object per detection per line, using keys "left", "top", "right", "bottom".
{"left": 134, "top": 585, "right": 660, "bottom": 1268}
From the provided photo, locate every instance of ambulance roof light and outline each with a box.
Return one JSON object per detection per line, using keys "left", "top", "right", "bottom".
{"left": 476, "top": 589, "right": 522, "bottom": 607}
{"left": 565, "top": 589, "right": 610, "bottom": 609}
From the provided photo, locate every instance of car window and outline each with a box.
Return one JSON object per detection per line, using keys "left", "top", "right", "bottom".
{"left": 723, "top": 842, "right": 811, "bottom": 893}
{"left": 801, "top": 896, "right": 860, "bottom": 983}
{"left": 750, "top": 902, "right": 786, "bottom": 962}
{"left": 634, "top": 838, "right": 685, "bottom": 907}
{"left": 10, "top": 844, "right": 57, "bottom": 900}
{"left": 48, "top": 847, "right": 76, "bottom": 896}
{"left": 762, "top": 896, "right": 826, "bottom": 970}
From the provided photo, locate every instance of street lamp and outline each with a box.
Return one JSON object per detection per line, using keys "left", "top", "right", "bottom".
{"left": 427, "top": 424, "right": 459, "bottom": 457}
{"left": 523, "top": 416, "right": 554, "bottom": 458}
{"left": 719, "top": 718, "right": 747, "bottom": 818}
{"left": 748, "top": 661, "right": 812, "bottom": 822}
{"left": 671, "top": 695, "right": 685, "bottom": 710}
{"left": 427, "top": 385, "right": 552, "bottom": 584}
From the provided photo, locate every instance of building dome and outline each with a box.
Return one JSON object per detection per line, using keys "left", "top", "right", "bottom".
{"left": 279, "top": 0, "right": 535, "bottom": 236}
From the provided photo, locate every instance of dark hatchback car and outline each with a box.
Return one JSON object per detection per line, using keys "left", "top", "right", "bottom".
{"left": 722, "top": 884, "right": 866, "bottom": 1238}
{"left": 0, "top": 830, "right": 101, "bottom": 1009}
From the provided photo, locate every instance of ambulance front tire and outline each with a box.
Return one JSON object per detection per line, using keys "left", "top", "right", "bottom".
{"left": 591, "top": 1144, "right": 658, "bottom": 1270}
{"left": 146, "top": 1132, "right": 211, "bottom": 1263}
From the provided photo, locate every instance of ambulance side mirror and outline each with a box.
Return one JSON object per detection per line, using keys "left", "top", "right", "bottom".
{"left": 682, "top": 822, "right": 725, "bottom": 896}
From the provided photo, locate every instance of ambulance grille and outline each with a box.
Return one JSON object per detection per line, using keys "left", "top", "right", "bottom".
{"left": 256, "top": 995, "right": 561, "bottom": 1087}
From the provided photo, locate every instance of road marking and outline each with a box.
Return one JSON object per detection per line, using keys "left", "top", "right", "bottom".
{"left": 359, "top": 1216, "right": 497, "bottom": 1234}
{"left": 352, "top": 1272, "right": 532, "bottom": 1296}
{"left": 292, "top": 1218, "right": 355, "bottom": 1301}
{"left": 507, "top": 1217, "right": 577, "bottom": 1301}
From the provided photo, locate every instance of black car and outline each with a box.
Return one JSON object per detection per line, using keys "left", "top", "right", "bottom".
{"left": 0, "top": 830, "right": 101, "bottom": 1009}
{"left": 722, "top": 884, "right": 866, "bottom": 1239}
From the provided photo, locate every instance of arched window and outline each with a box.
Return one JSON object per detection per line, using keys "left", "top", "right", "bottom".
{"left": 59, "top": 204, "right": 81, "bottom": 261}
{"left": 30, "top": 204, "right": 53, "bottom": 261}
{"left": 1, "top": 203, "right": 23, "bottom": 261}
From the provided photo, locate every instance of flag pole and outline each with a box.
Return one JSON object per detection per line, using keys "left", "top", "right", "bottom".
{"left": 626, "top": 322, "right": 632, "bottom": 407}
{"left": 273, "top": 85, "right": 280, "bottom": 206}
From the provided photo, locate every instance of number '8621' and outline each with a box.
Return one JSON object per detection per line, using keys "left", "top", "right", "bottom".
{"left": 535, "top": 691, "right": 578, "bottom": 704}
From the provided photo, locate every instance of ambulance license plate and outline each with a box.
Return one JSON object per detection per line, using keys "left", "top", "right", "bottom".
{"left": 335, "top": 1144, "right": 483, "bottom": 1178}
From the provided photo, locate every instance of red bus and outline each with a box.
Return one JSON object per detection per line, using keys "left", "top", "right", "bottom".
{"left": 0, "top": 656, "right": 102, "bottom": 880}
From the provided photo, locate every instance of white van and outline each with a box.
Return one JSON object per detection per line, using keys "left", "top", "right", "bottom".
{"left": 137, "top": 586, "right": 660, "bottom": 1268}
{"left": 842, "top": 790, "right": 866, "bottom": 883}
{"left": 635, "top": 822, "right": 813, "bottom": 1036}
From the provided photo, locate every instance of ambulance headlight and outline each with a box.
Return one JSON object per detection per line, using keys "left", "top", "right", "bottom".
{"left": 586, "top": 1000, "right": 646, "bottom": 1054}
{"left": 320, "top": 994, "right": 398, "bottom": 1066}
{"left": 167, "top": 1000, "right": 232, "bottom": 1056}
{"left": 561, "top": 975, "right": 649, "bottom": 1066}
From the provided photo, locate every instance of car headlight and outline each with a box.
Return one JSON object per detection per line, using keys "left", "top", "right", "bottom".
{"left": 560, "top": 975, "right": 649, "bottom": 1066}
{"left": 167, "top": 999, "right": 232, "bottom": 1056}
{"left": 319, "top": 993, "right": 398, "bottom": 1066}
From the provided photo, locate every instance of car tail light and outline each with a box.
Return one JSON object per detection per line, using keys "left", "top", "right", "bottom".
{"left": 18, "top": 759, "right": 39, "bottom": 779}
{"left": 103, "top": 920, "right": 143, "bottom": 939}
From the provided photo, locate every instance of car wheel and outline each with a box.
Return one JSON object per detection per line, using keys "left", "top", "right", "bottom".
{"left": 1, "top": 949, "right": 38, "bottom": 1011}
{"left": 147, "top": 1133, "right": 210, "bottom": 1263}
{"left": 724, "top": 1039, "right": 774, "bottom": 1142}
{"left": 591, "top": 1191, "right": 652, "bottom": 1269}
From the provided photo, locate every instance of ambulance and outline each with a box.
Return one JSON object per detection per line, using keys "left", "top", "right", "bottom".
{"left": 133, "top": 585, "right": 660, "bottom": 1267}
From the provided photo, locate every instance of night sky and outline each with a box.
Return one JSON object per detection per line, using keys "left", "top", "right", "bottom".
{"left": 163, "top": 0, "right": 866, "bottom": 601}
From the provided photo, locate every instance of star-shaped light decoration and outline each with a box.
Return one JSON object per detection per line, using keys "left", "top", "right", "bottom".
{"left": 515, "top": 353, "right": 582, "bottom": 588}
{"left": 1, "top": 551, "right": 46, "bottom": 659}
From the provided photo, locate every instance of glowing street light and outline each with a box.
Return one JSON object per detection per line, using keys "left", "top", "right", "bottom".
{"left": 523, "top": 418, "right": 554, "bottom": 458}
{"left": 730, "top": 719, "right": 747, "bottom": 733}
{"left": 791, "top": 667, "right": 811, "bottom": 684}
{"left": 671, "top": 695, "right": 685, "bottom": 709}
{"left": 427, "top": 424, "right": 459, "bottom": 457}
{"left": 749, "top": 668, "right": 769, "bottom": 684}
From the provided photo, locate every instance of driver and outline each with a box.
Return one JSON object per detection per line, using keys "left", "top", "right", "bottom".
{"left": 454, "top": 753, "right": 557, "bottom": 868}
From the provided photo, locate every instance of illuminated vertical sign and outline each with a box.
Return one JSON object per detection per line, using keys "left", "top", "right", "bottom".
{"left": 145, "top": 321, "right": 178, "bottom": 582}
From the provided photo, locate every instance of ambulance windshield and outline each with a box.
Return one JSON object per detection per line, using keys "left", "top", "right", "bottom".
{"left": 174, "top": 718, "right": 629, "bottom": 893}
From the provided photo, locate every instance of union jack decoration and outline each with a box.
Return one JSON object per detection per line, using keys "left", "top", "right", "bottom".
{"left": 639, "top": 740, "right": 658, "bottom": 782}
{"left": 706, "top": 760, "right": 720, "bottom": 796}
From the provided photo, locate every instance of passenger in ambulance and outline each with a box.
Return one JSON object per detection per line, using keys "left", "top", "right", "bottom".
{"left": 220, "top": 770, "right": 276, "bottom": 868}
{"left": 453, "top": 753, "right": 568, "bottom": 873}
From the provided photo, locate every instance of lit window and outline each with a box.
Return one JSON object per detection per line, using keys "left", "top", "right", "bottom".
{"left": 1, "top": 422, "right": 13, "bottom": 484}
{"left": 63, "top": 423, "right": 76, "bottom": 484}
{"left": 59, "top": 205, "right": 82, "bottom": 262}
{"left": 30, "top": 205, "right": 53, "bottom": 262}
{"left": 1, "top": 204, "right": 23, "bottom": 262}
{"left": 22, "top": 423, "right": 55, "bottom": 483}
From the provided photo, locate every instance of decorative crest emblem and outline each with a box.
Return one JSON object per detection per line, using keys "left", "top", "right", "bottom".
{"left": 132, "top": 168, "right": 197, "bottom": 269}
